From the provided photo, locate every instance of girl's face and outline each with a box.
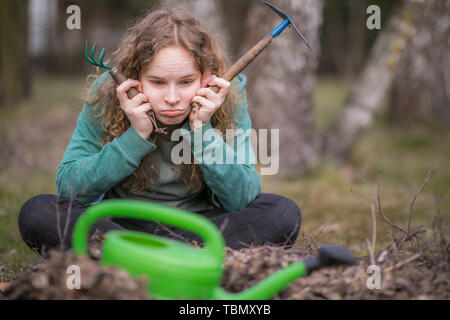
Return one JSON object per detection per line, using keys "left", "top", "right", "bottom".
{"left": 139, "top": 46, "right": 206, "bottom": 125}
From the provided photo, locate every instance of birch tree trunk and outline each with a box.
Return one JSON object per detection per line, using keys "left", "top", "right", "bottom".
{"left": 321, "top": 0, "right": 429, "bottom": 162}
{"left": 242, "top": 0, "right": 323, "bottom": 176}
{"left": 389, "top": 0, "right": 450, "bottom": 127}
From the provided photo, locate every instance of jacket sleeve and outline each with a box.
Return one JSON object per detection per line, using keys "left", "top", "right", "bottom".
{"left": 55, "top": 72, "right": 157, "bottom": 205}
{"left": 179, "top": 73, "right": 261, "bottom": 212}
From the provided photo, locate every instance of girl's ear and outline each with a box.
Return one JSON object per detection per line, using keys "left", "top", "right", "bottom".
{"left": 201, "top": 72, "right": 212, "bottom": 88}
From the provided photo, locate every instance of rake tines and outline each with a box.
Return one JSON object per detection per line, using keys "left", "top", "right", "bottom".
{"left": 85, "top": 41, "right": 112, "bottom": 70}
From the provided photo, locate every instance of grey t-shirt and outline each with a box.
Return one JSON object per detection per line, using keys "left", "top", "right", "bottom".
{"left": 106, "top": 139, "right": 216, "bottom": 214}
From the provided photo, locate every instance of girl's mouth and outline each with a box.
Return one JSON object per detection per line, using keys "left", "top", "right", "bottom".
{"left": 162, "top": 110, "right": 184, "bottom": 117}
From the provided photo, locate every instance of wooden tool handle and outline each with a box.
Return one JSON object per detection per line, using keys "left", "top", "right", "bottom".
{"left": 108, "top": 67, "right": 168, "bottom": 135}
{"left": 194, "top": 34, "right": 274, "bottom": 100}
{"left": 223, "top": 34, "right": 274, "bottom": 82}
{"left": 109, "top": 67, "right": 140, "bottom": 99}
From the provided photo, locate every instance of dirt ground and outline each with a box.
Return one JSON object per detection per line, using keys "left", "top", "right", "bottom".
{"left": 1, "top": 237, "right": 448, "bottom": 300}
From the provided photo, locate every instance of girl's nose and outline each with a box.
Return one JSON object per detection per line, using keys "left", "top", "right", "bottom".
{"left": 164, "top": 85, "right": 181, "bottom": 105}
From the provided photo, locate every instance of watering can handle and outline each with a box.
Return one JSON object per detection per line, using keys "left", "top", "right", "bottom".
{"left": 72, "top": 199, "right": 225, "bottom": 260}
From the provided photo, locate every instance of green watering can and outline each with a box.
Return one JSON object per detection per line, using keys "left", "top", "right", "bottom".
{"left": 72, "top": 200, "right": 356, "bottom": 300}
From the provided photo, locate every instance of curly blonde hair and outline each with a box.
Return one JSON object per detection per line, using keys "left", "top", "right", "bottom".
{"left": 85, "top": 8, "right": 239, "bottom": 195}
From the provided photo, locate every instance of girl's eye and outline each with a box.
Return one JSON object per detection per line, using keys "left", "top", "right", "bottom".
{"left": 151, "top": 80, "right": 164, "bottom": 85}
{"left": 181, "top": 80, "right": 192, "bottom": 85}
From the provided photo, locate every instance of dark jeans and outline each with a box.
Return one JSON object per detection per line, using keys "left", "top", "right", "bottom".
{"left": 18, "top": 193, "right": 302, "bottom": 258}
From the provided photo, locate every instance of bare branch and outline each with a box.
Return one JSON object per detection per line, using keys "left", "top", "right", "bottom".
{"left": 398, "top": 157, "right": 439, "bottom": 247}
{"left": 370, "top": 202, "right": 377, "bottom": 258}
{"left": 61, "top": 187, "right": 75, "bottom": 247}
{"left": 355, "top": 168, "right": 376, "bottom": 201}
{"left": 350, "top": 188, "right": 370, "bottom": 207}
{"left": 407, "top": 157, "right": 439, "bottom": 235}
{"left": 282, "top": 222, "right": 300, "bottom": 248}
{"left": 385, "top": 252, "right": 421, "bottom": 272}
{"left": 366, "top": 238, "right": 375, "bottom": 266}
{"left": 154, "top": 222, "right": 191, "bottom": 243}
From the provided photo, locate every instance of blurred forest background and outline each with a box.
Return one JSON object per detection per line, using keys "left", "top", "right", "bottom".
{"left": 0, "top": 0, "right": 449, "bottom": 281}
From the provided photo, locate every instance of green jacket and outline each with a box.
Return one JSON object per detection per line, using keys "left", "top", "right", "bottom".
{"left": 56, "top": 72, "right": 261, "bottom": 213}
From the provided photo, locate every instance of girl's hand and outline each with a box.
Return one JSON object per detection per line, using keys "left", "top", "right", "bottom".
{"left": 189, "top": 75, "right": 231, "bottom": 131}
{"left": 116, "top": 79, "right": 153, "bottom": 140}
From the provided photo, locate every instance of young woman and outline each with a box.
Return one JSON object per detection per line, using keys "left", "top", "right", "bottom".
{"left": 18, "top": 8, "right": 302, "bottom": 258}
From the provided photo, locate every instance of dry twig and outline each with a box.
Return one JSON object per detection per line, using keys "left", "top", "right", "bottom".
{"left": 397, "top": 158, "right": 439, "bottom": 248}
{"left": 385, "top": 252, "right": 421, "bottom": 272}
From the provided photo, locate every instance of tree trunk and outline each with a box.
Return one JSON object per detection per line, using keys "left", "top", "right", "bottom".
{"left": 389, "top": 0, "right": 450, "bottom": 127}
{"left": 0, "top": 0, "right": 30, "bottom": 105}
{"left": 321, "top": 0, "right": 428, "bottom": 162}
{"left": 242, "top": 0, "right": 323, "bottom": 177}
{"left": 218, "top": 0, "right": 253, "bottom": 60}
{"left": 321, "top": 0, "right": 366, "bottom": 77}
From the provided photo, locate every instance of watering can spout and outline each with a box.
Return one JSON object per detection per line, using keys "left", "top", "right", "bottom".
{"left": 212, "top": 245, "right": 356, "bottom": 300}
{"left": 213, "top": 261, "right": 308, "bottom": 300}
